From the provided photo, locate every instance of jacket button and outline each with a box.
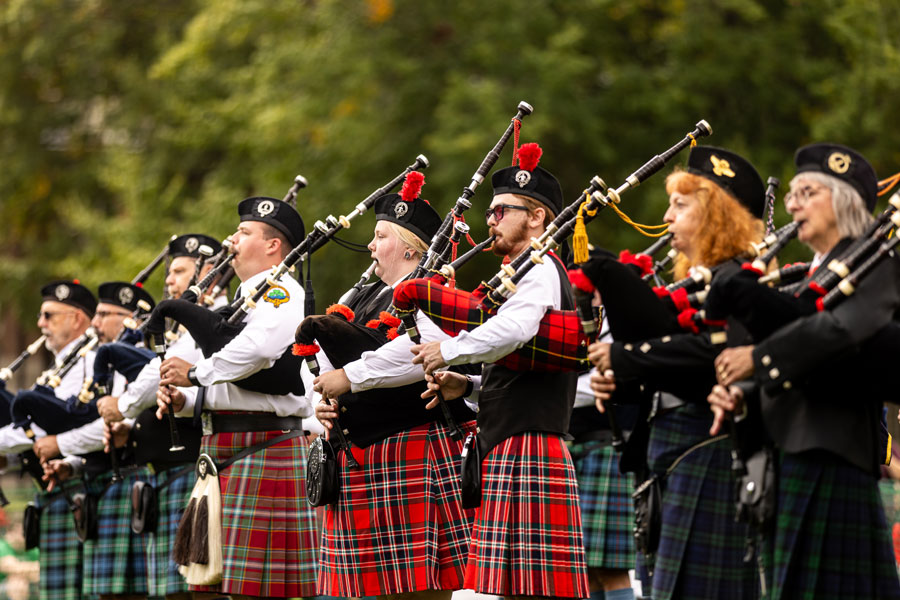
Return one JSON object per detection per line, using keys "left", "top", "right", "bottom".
{"left": 783, "top": 380, "right": 792, "bottom": 390}
{"left": 768, "top": 368, "right": 780, "bottom": 379}
{"left": 761, "top": 355, "right": 772, "bottom": 366}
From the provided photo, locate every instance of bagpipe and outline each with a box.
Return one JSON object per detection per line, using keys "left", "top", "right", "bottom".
{"left": 293, "top": 102, "right": 534, "bottom": 444}
{"left": 0, "top": 335, "right": 46, "bottom": 385}
{"left": 704, "top": 189, "right": 900, "bottom": 342}
{"left": 392, "top": 120, "right": 714, "bottom": 373}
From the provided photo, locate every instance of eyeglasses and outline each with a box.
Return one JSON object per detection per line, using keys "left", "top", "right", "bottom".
{"left": 785, "top": 185, "right": 828, "bottom": 207}
{"left": 485, "top": 203, "right": 530, "bottom": 223}
{"left": 38, "top": 310, "right": 77, "bottom": 321}
{"left": 95, "top": 310, "right": 131, "bottom": 320}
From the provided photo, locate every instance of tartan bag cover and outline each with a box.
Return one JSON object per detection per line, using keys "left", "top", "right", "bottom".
{"left": 392, "top": 277, "right": 588, "bottom": 372}
{"left": 318, "top": 420, "right": 477, "bottom": 597}
{"left": 189, "top": 429, "right": 318, "bottom": 598}
{"left": 464, "top": 432, "right": 590, "bottom": 598}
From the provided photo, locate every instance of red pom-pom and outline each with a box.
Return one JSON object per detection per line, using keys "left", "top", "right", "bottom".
{"left": 72, "top": 279, "right": 80, "bottom": 284}
{"left": 653, "top": 286, "right": 670, "bottom": 299}
{"left": 741, "top": 262, "right": 764, "bottom": 277}
{"left": 568, "top": 269, "right": 595, "bottom": 294}
{"left": 670, "top": 287, "right": 691, "bottom": 311}
{"left": 517, "top": 143, "right": 542, "bottom": 172}
{"left": 815, "top": 297, "right": 825, "bottom": 312}
{"left": 292, "top": 343, "right": 321, "bottom": 356}
{"left": 400, "top": 171, "right": 425, "bottom": 203}
{"left": 385, "top": 327, "right": 399, "bottom": 341}
{"left": 808, "top": 282, "right": 827, "bottom": 297}
{"left": 365, "top": 319, "right": 381, "bottom": 329}
{"left": 677, "top": 308, "right": 700, "bottom": 334}
{"left": 379, "top": 311, "right": 401, "bottom": 328}
{"left": 326, "top": 303, "right": 355, "bottom": 321}
{"left": 135, "top": 282, "right": 143, "bottom": 288}
{"left": 619, "top": 250, "right": 654, "bottom": 276}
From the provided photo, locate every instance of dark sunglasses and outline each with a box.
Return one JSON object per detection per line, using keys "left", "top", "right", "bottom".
{"left": 485, "top": 203, "right": 529, "bottom": 223}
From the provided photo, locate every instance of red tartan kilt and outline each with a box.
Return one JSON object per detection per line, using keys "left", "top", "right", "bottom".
{"left": 190, "top": 429, "right": 318, "bottom": 598}
{"left": 464, "top": 432, "right": 590, "bottom": 598}
{"left": 318, "top": 420, "right": 477, "bottom": 597}
{"left": 393, "top": 278, "right": 588, "bottom": 371}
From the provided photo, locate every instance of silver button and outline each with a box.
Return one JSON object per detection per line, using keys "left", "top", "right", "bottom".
{"left": 761, "top": 355, "right": 772, "bottom": 366}
{"left": 769, "top": 367, "right": 780, "bottom": 379}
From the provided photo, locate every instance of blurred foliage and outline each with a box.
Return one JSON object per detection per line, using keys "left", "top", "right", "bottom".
{"left": 2, "top": 0, "right": 900, "bottom": 342}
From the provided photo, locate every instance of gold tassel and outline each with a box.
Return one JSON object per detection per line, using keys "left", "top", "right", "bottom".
{"left": 573, "top": 199, "right": 590, "bottom": 264}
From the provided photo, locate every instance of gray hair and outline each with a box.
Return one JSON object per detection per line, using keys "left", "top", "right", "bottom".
{"left": 789, "top": 171, "right": 873, "bottom": 238}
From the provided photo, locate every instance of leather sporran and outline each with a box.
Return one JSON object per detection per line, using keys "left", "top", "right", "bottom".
{"left": 632, "top": 475, "right": 662, "bottom": 557}
{"left": 72, "top": 492, "right": 99, "bottom": 542}
{"left": 306, "top": 436, "right": 340, "bottom": 507}
{"left": 736, "top": 446, "right": 776, "bottom": 531}
{"left": 459, "top": 432, "right": 482, "bottom": 509}
{"left": 23, "top": 502, "right": 41, "bottom": 550}
{"left": 130, "top": 480, "right": 158, "bottom": 534}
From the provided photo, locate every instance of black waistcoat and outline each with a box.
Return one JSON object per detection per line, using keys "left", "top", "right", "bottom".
{"left": 477, "top": 254, "right": 577, "bottom": 455}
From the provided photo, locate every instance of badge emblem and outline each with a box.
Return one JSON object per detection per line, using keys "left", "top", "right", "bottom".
{"left": 393, "top": 202, "right": 409, "bottom": 218}
{"left": 118, "top": 287, "right": 134, "bottom": 306}
{"left": 264, "top": 285, "right": 290, "bottom": 308}
{"left": 257, "top": 200, "right": 275, "bottom": 217}
{"left": 515, "top": 170, "right": 532, "bottom": 188}
{"left": 55, "top": 285, "right": 70, "bottom": 301}
{"left": 710, "top": 155, "right": 736, "bottom": 178}
{"left": 185, "top": 237, "right": 199, "bottom": 253}
{"left": 827, "top": 152, "right": 851, "bottom": 174}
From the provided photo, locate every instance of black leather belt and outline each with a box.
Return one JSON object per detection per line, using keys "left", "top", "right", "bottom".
{"left": 571, "top": 430, "right": 615, "bottom": 446}
{"left": 204, "top": 412, "right": 307, "bottom": 435}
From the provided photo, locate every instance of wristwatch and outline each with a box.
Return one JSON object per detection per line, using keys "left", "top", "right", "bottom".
{"left": 187, "top": 365, "right": 201, "bottom": 387}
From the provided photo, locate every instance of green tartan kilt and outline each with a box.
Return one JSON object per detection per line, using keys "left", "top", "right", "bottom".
{"left": 569, "top": 439, "right": 635, "bottom": 571}
{"left": 144, "top": 464, "right": 194, "bottom": 597}
{"left": 38, "top": 485, "right": 84, "bottom": 600}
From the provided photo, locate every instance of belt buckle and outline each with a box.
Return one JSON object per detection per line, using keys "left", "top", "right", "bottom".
{"left": 201, "top": 412, "right": 214, "bottom": 436}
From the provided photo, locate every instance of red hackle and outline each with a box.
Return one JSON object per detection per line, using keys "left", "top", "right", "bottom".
{"left": 400, "top": 171, "right": 425, "bottom": 202}
{"left": 517, "top": 143, "right": 542, "bottom": 172}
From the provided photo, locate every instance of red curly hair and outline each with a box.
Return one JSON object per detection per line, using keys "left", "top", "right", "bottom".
{"left": 665, "top": 170, "right": 764, "bottom": 279}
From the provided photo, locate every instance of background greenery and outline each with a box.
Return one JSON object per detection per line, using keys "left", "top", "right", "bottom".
{"left": 2, "top": 0, "right": 899, "bottom": 357}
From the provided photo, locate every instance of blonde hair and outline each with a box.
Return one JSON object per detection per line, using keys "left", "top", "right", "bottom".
{"left": 666, "top": 170, "right": 764, "bottom": 279}
{"left": 789, "top": 171, "right": 873, "bottom": 239}
{"left": 385, "top": 221, "right": 429, "bottom": 256}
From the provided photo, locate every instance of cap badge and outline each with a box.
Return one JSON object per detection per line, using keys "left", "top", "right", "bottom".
{"left": 118, "top": 287, "right": 134, "bottom": 306}
{"left": 393, "top": 202, "right": 409, "bottom": 218}
{"left": 185, "top": 237, "right": 199, "bottom": 253}
{"left": 264, "top": 285, "right": 290, "bottom": 308}
{"left": 256, "top": 200, "right": 275, "bottom": 217}
{"left": 710, "top": 155, "right": 736, "bottom": 178}
{"left": 515, "top": 170, "right": 532, "bottom": 188}
{"left": 827, "top": 152, "right": 851, "bottom": 174}
{"left": 55, "top": 285, "right": 70, "bottom": 301}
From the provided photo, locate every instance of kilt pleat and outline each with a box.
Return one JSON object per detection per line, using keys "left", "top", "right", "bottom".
{"left": 83, "top": 468, "right": 150, "bottom": 596}
{"left": 648, "top": 406, "right": 758, "bottom": 600}
{"left": 38, "top": 487, "right": 84, "bottom": 600}
{"left": 190, "top": 429, "right": 318, "bottom": 598}
{"left": 318, "top": 420, "right": 476, "bottom": 597}
{"left": 463, "top": 432, "right": 590, "bottom": 598}
{"left": 570, "top": 439, "right": 635, "bottom": 570}
{"left": 772, "top": 450, "right": 900, "bottom": 600}
{"left": 144, "top": 465, "right": 193, "bottom": 597}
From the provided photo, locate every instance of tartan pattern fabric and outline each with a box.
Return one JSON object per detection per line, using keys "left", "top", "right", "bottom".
{"left": 463, "top": 432, "right": 590, "bottom": 598}
{"left": 83, "top": 468, "right": 150, "bottom": 596}
{"left": 318, "top": 419, "right": 477, "bottom": 597}
{"left": 392, "top": 278, "right": 589, "bottom": 372}
{"left": 37, "top": 485, "right": 84, "bottom": 600}
{"left": 647, "top": 406, "right": 758, "bottom": 600}
{"left": 772, "top": 450, "right": 900, "bottom": 600}
{"left": 570, "top": 439, "right": 635, "bottom": 570}
{"left": 144, "top": 464, "right": 194, "bottom": 597}
{"left": 190, "top": 429, "right": 318, "bottom": 598}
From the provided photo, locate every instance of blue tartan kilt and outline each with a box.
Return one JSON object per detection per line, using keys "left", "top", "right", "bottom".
{"left": 82, "top": 468, "right": 151, "bottom": 596}
{"left": 648, "top": 405, "right": 758, "bottom": 600}
{"left": 569, "top": 438, "right": 635, "bottom": 571}
{"left": 772, "top": 450, "right": 900, "bottom": 600}
{"left": 145, "top": 464, "right": 194, "bottom": 597}
{"left": 38, "top": 485, "right": 84, "bottom": 600}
